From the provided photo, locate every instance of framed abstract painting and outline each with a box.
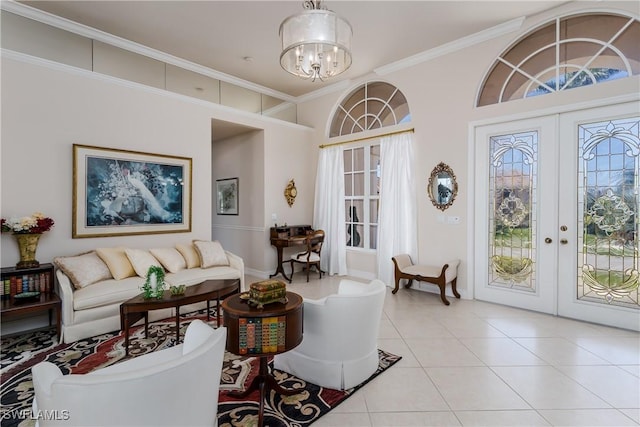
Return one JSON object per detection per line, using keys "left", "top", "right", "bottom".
{"left": 73, "top": 144, "right": 192, "bottom": 238}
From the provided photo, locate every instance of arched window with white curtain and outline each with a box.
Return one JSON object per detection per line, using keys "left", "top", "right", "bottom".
{"left": 315, "top": 82, "right": 415, "bottom": 282}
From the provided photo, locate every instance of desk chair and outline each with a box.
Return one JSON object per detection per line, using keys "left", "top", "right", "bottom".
{"left": 289, "top": 229, "right": 325, "bottom": 282}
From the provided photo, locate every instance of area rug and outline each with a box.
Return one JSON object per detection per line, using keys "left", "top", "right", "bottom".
{"left": 1, "top": 312, "right": 401, "bottom": 427}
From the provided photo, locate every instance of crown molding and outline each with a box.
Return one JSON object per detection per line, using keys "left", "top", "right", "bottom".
{"left": 0, "top": 0, "right": 297, "bottom": 104}
{"left": 374, "top": 16, "right": 526, "bottom": 76}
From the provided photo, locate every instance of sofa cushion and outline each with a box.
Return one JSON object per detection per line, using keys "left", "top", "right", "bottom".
{"left": 96, "top": 247, "right": 136, "bottom": 280}
{"left": 176, "top": 243, "right": 201, "bottom": 269}
{"left": 193, "top": 240, "right": 229, "bottom": 268}
{"left": 54, "top": 252, "right": 113, "bottom": 289}
{"left": 150, "top": 248, "right": 186, "bottom": 273}
{"left": 165, "top": 266, "right": 241, "bottom": 287}
{"left": 73, "top": 276, "right": 143, "bottom": 311}
{"left": 125, "top": 248, "right": 163, "bottom": 278}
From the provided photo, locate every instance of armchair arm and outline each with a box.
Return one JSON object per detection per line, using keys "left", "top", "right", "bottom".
{"left": 55, "top": 269, "right": 75, "bottom": 327}
{"left": 32, "top": 362, "right": 63, "bottom": 399}
{"left": 225, "top": 250, "right": 245, "bottom": 291}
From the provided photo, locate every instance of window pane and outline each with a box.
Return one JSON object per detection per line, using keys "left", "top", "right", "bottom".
{"left": 344, "top": 149, "right": 353, "bottom": 172}
{"left": 346, "top": 224, "right": 363, "bottom": 248}
{"left": 353, "top": 148, "right": 364, "bottom": 171}
{"left": 345, "top": 174, "right": 353, "bottom": 196}
{"left": 354, "top": 172, "right": 364, "bottom": 195}
{"left": 345, "top": 201, "right": 353, "bottom": 222}
{"left": 370, "top": 172, "right": 379, "bottom": 195}
{"left": 351, "top": 201, "right": 363, "bottom": 222}
{"left": 370, "top": 225, "right": 378, "bottom": 250}
{"left": 370, "top": 200, "right": 379, "bottom": 223}
{"left": 370, "top": 144, "right": 380, "bottom": 196}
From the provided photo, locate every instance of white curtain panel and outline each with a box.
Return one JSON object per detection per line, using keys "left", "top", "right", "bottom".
{"left": 313, "top": 145, "right": 348, "bottom": 276}
{"left": 377, "top": 132, "right": 418, "bottom": 286}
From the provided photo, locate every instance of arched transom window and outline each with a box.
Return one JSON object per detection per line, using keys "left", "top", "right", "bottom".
{"left": 478, "top": 13, "right": 640, "bottom": 106}
{"left": 329, "top": 81, "right": 410, "bottom": 137}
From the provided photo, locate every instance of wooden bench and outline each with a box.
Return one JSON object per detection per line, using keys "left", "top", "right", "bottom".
{"left": 391, "top": 254, "right": 460, "bottom": 305}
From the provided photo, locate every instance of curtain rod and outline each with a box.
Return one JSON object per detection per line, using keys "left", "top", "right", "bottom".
{"left": 319, "top": 128, "right": 414, "bottom": 149}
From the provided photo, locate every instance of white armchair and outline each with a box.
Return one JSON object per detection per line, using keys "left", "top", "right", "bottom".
{"left": 32, "top": 320, "right": 226, "bottom": 427}
{"left": 273, "top": 279, "right": 386, "bottom": 390}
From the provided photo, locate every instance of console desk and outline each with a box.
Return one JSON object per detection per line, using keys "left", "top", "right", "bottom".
{"left": 269, "top": 225, "right": 313, "bottom": 281}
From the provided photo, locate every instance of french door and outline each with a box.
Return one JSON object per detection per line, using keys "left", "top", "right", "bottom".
{"left": 474, "top": 102, "right": 640, "bottom": 330}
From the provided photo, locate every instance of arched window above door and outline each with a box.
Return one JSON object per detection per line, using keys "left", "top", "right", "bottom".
{"left": 477, "top": 13, "right": 640, "bottom": 106}
{"left": 329, "top": 81, "right": 410, "bottom": 137}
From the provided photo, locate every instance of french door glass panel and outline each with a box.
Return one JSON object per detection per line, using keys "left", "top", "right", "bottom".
{"left": 558, "top": 104, "right": 639, "bottom": 330}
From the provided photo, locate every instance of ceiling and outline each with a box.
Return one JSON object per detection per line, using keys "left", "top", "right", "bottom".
{"left": 20, "top": 0, "right": 568, "bottom": 99}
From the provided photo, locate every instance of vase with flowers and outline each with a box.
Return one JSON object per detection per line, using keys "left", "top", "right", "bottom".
{"left": 1, "top": 212, "right": 55, "bottom": 269}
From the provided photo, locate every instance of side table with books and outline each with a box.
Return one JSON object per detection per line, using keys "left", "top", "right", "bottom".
{"left": 222, "top": 290, "right": 303, "bottom": 427}
{"left": 1, "top": 263, "right": 61, "bottom": 341}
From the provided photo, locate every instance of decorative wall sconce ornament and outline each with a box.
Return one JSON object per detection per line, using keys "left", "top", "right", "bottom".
{"left": 427, "top": 162, "right": 458, "bottom": 211}
{"left": 284, "top": 179, "right": 297, "bottom": 207}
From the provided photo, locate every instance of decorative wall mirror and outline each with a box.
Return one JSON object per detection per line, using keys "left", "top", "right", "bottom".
{"left": 427, "top": 162, "right": 458, "bottom": 211}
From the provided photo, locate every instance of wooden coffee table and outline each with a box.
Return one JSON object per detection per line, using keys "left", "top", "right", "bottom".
{"left": 222, "top": 291, "right": 303, "bottom": 427}
{"left": 119, "top": 278, "right": 239, "bottom": 355}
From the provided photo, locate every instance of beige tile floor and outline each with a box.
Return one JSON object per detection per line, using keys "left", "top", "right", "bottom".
{"left": 252, "top": 272, "right": 640, "bottom": 426}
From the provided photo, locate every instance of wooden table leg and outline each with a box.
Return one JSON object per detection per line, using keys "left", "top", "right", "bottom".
{"left": 144, "top": 313, "right": 149, "bottom": 338}
{"left": 175, "top": 307, "right": 180, "bottom": 342}
{"left": 207, "top": 299, "right": 211, "bottom": 322}
{"left": 215, "top": 295, "right": 219, "bottom": 326}
{"left": 228, "top": 356, "right": 300, "bottom": 427}
{"left": 124, "top": 314, "right": 130, "bottom": 356}
{"left": 55, "top": 304, "right": 61, "bottom": 343}
{"left": 269, "top": 246, "right": 291, "bottom": 282}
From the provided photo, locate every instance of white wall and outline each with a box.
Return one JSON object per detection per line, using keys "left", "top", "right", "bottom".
{"left": 0, "top": 55, "right": 313, "bottom": 274}
{"left": 296, "top": 1, "right": 640, "bottom": 296}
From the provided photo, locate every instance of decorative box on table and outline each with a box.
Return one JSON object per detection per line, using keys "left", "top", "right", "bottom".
{"left": 248, "top": 279, "right": 288, "bottom": 309}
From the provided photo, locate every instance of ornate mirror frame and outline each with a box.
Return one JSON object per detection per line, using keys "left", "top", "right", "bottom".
{"left": 427, "top": 162, "right": 458, "bottom": 211}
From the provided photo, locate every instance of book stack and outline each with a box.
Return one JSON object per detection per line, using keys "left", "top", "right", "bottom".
{"left": 238, "top": 316, "right": 286, "bottom": 354}
{"left": 1, "top": 272, "right": 51, "bottom": 299}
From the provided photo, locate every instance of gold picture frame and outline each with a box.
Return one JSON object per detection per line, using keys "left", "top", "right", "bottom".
{"left": 73, "top": 144, "right": 192, "bottom": 238}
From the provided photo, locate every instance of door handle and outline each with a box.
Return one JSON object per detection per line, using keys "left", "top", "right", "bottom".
{"left": 560, "top": 239, "right": 568, "bottom": 244}
{"left": 545, "top": 237, "right": 552, "bottom": 244}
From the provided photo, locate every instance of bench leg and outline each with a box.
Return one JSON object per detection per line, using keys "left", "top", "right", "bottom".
{"left": 438, "top": 278, "right": 450, "bottom": 306}
{"left": 451, "top": 277, "right": 461, "bottom": 299}
{"left": 405, "top": 279, "right": 413, "bottom": 289}
{"left": 392, "top": 274, "right": 401, "bottom": 294}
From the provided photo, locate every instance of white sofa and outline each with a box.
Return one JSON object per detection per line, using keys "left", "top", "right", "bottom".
{"left": 33, "top": 320, "right": 226, "bottom": 427}
{"left": 55, "top": 242, "right": 244, "bottom": 343}
{"left": 274, "top": 278, "right": 386, "bottom": 390}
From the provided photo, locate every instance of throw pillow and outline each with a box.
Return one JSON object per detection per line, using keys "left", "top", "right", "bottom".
{"left": 176, "top": 243, "right": 201, "bottom": 269}
{"left": 125, "top": 248, "right": 163, "bottom": 278}
{"left": 96, "top": 247, "right": 136, "bottom": 280}
{"left": 54, "top": 251, "right": 113, "bottom": 289}
{"left": 149, "top": 247, "right": 186, "bottom": 274}
{"left": 193, "top": 240, "right": 229, "bottom": 268}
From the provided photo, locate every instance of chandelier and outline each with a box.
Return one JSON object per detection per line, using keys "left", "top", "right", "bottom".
{"left": 279, "top": 1, "right": 352, "bottom": 81}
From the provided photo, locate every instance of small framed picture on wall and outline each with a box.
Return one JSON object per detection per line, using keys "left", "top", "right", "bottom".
{"left": 216, "top": 177, "right": 238, "bottom": 215}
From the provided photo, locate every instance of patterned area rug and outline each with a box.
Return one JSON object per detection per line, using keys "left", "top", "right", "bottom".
{"left": 1, "top": 311, "right": 401, "bottom": 427}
